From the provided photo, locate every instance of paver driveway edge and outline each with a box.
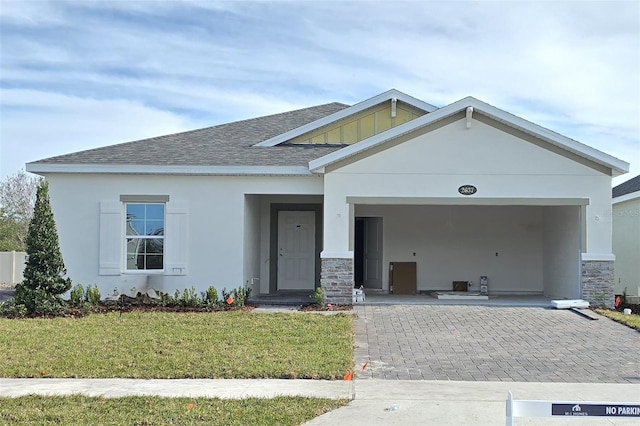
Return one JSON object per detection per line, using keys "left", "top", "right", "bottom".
{"left": 353, "top": 304, "right": 640, "bottom": 383}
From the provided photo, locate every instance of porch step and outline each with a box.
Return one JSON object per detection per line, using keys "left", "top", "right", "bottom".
{"left": 433, "top": 292, "right": 489, "bottom": 300}
{"left": 551, "top": 299, "right": 589, "bottom": 309}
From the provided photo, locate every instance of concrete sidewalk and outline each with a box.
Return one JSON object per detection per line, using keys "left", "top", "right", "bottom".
{"left": 1, "top": 378, "right": 638, "bottom": 425}
{"left": 307, "top": 380, "right": 640, "bottom": 425}
{"left": 0, "top": 378, "right": 354, "bottom": 400}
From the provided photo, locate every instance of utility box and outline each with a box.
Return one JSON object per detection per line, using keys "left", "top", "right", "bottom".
{"left": 389, "top": 262, "right": 417, "bottom": 295}
{"left": 480, "top": 276, "right": 488, "bottom": 295}
{"left": 353, "top": 287, "right": 365, "bottom": 303}
{"left": 453, "top": 281, "right": 468, "bottom": 292}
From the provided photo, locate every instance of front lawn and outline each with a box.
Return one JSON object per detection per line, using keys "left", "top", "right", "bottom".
{"left": 0, "top": 311, "right": 354, "bottom": 379}
{"left": 0, "top": 395, "right": 348, "bottom": 425}
{"left": 595, "top": 309, "right": 640, "bottom": 331}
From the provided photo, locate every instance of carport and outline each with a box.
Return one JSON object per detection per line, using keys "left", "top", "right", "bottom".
{"left": 353, "top": 199, "right": 585, "bottom": 300}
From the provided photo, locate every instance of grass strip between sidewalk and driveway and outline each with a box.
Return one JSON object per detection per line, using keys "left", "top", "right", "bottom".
{"left": 0, "top": 311, "right": 354, "bottom": 379}
{"left": 0, "top": 395, "right": 348, "bottom": 425}
{"left": 595, "top": 309, "right": 640, "bottom": 331}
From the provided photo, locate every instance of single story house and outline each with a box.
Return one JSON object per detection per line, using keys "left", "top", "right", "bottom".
{"left": 612, "top": 175, "right": 640, "bottom": 298}
{"left": 26, "top": 89, "right": 629, "bottom": 306}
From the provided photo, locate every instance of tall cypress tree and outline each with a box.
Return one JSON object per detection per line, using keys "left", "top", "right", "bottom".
{"left": 14, "top": 180, "right": 71, "bottom": 315}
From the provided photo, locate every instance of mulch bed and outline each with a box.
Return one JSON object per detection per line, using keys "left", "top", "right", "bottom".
{"left": 615, "top": 303, "right": 640, "bottom": 315}
{"left": 298, "top": 304, "right": 352, "bottom": 312}
{"left": 69, "top": 302, "right": 256, "bottom": 316}
{"left": 4, "top": 302, "right": 256, "bottom": 319}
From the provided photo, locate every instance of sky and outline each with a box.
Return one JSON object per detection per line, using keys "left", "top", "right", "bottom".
{"left": 0, "top": 0, "right": 639, "bottom": 186}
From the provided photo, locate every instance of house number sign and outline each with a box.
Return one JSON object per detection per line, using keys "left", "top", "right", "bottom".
{"left": 458, "top": 185, "right": 477, "bottom": 195}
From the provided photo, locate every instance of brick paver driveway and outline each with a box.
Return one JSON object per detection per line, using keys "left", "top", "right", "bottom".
{"left": 354, "top": 305, "right": 640, "bottom": 383}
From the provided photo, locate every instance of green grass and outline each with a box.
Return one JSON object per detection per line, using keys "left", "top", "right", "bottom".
{"left": 595, "top": 309, "right": 640, "bottom": 331}
{"left": 0, "top": 311, "right": 354, "bottom": 379}
{"left": 0, "top": 395, "right": 348, "bottom": 425}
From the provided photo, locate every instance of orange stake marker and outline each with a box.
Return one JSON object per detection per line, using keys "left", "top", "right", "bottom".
{"left": 344, "top": 370, "right": 354, "bottom": 381}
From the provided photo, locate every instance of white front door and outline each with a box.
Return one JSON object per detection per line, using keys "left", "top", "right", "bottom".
{"left": 277, "top": 211, "right": 316, "bottom": 290}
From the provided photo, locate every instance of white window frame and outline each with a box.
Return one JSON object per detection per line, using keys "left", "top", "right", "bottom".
{"left": 99, "top": 196, "right": 187, "bottom": 276}
{"left": 124, "top": 202, "right": 166, "bottom": 273}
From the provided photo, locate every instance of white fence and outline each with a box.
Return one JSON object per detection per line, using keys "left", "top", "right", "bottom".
{"left": 0, "top": 251, "right": 27, "bottom": 285}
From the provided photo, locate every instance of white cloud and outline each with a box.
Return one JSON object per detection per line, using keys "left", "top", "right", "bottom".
{"left": 0, "top": 89, "right": 199, "bottom": 175}
{"left": 0, "top": 0, "right": 638, "bottom": 182}
{"left": 0, "top": 0, "right": 66, "bottom": 25}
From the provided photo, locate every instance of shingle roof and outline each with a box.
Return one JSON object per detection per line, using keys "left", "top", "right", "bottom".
{"left": 30, "top": 102, "right": 350, "bottom": 167}
{"left": 613, "top": 175, "right": 640, "bottom": 198}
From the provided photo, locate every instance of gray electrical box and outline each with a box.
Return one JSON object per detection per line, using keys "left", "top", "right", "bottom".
{"left": 480, "top": 276, "right": 488, "bottom": 295}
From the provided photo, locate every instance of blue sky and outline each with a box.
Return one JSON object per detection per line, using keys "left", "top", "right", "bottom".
{"left": 1, "top": 0, "right": 638, "bottom": 185}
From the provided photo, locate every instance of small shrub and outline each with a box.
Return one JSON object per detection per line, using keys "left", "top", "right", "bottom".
{"left": 595, "top": 291, "right": 607, "bottom": 308}
{"left": 180, "top": 287, "right": 201, "bottom": 307}
{"left": 232, "top": 286, "right": 252, "bottom": 307}
{"left": 222, "top": 288, "right": 232, "bottom": 304}
{"left": 85, "top": 284, "right": 101, "bottom": 306}
{"left": 0, "top": 300, "right": 28, "bottom": 318}
{"left": 69, "top": 283, "right": 85, "bottom": 307}
{"left": 202, "top": 286, "right": 220, "bottom": 307}
{"left": 310, "top": 287, "right": 325, "bottom": 307}
{"left": 156, "top": 290, "right": 174, "bottom": 307}
{"left": 14, "top": 287, "right": 67, "bottom": 316}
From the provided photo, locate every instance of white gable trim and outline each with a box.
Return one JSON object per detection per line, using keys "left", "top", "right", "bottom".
{"left": 26, "top": 163, "right": 314, "bottom": 176}
{"left": 309, "top": 97, "right": 630, "bottom": 176}
{"left": 254, "top": 89, "right": 438, "bottom": 147}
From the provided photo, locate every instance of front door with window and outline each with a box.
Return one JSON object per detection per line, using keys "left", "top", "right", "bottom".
{"left": 277, "top": 211, "right": 316, "bottom": 290}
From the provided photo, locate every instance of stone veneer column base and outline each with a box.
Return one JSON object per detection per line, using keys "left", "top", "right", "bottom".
{"left": 320, "top": 258, "right": 354, "bottom": 305}
{"left": 581, "top": 260, "right": 614, "bottom": 308}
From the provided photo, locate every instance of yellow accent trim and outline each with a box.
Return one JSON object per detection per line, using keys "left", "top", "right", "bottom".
{"left": 378, "top": 106, "right": 392, "bottom": 132}
{"left": 327, "top": 127, "right": 341, "bottom": 143}
{"left": 289, "top": 101, "right": 426, "bottom": 145}
{"left": 360, "top": 113, "right": 375, "bottom": 140}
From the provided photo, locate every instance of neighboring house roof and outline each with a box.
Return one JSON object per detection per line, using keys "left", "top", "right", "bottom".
{"left": 613, "top": 175, "right": 640, "bottom": 198}
{"left": 26, "top": 89, "right": 630, "bottom": 177}
{"left": 309, "top": 96, "right": 630, "bottom": 176}
{"left": 27, "top": 102, "right": 349, "bottom": 175}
